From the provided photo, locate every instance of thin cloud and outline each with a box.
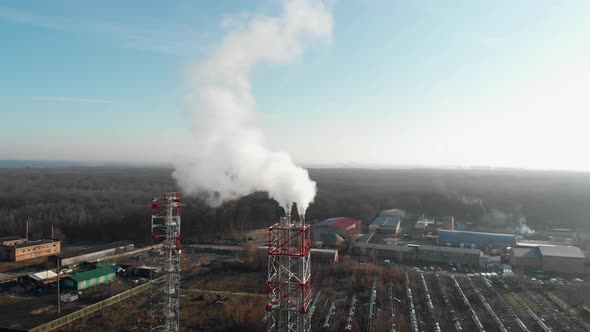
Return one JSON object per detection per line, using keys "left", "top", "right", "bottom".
{"left": 0, "top": 6, "right": 205, "bottom": 56}
{"left": 6, "top": 96, "right": 113, "bottom": 104}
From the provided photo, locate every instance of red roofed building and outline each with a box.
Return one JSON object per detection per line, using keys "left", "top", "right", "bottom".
{"left": 312, "top": 217, "right": 361, "bottom": 248}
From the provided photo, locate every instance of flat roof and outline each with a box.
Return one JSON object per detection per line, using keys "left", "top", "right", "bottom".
{"left": 517, "top": 240, "right": 562, "bottom": 247}
{"left": 354, "top": 242, "right": 414, "bottom": 252}
{"left": 30, "top": 270, "right": 58, "bottom": 281}
{"left": 538, "top": 246, "right": 585, "bottom": 259}
{"left": 438, "top": 230, "right": 516, "bottom": 246}
{"left": 438, "top": 229, "right": 514, "bottom": 237}
{"left": 14, "top": 239, "right": 59, "bottom": 248}
{"left": 310, "top": 248, "right": 338, "bottom": 254}
{"left": 418, "top": 244, "right": 481, "bottom": 255}
{"left": 55, "top": 241, "right": 132, "bottom": 259}
{"left": 0, "top": 236, "right": 25, "bottom": 241}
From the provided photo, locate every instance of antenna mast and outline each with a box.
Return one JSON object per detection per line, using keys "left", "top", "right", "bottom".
{"left": 150, "top": 192, "right": 182, "bottom": 332}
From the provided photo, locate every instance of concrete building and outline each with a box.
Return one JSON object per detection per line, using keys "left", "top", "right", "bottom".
{"left": 256, "top": 246, "right": 339, "bottom": 265}
{"left": 414, "top": 219, "right": 435, "bottom": 232}
{"left": 0, "top": 239, "right": 61, "bottom": 262}
{"left": 437, "top": 230, "right": 516, "bottom": 249}
{"left": 61, "top": 267, "right": 116, "bottom": 290}
{"left": 416, "top": 245, "right": 481, "bottom": 266}
{"left": 369, "top": 209, "right": 406, "bottom": 234}
{"left": 546, "top": 228, "right": 574, "bottom": 242}
{"left": 407, "top": 218, "right": 436, "bottom": 240}
{"left": 353, "top": 241, "right": 416, "bottom": 262}
{"left": 49, "top": 241, "right": 134, "bottom": 267}
{"left": 538, "top": 246, "right": 585, "bottom": 274}
{"left": 510, "top": 247, "right": 542, "bottom": 271}
{"left": 352, "top": 236, "right": 481, "bottom": 266}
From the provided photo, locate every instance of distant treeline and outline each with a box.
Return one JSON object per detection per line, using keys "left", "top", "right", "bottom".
{"left": 0, "top": 167, "right": 589, "bottom": 243}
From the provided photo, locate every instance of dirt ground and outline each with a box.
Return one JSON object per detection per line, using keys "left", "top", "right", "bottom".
{"left": 3, "top": 248, "right": 590, "bottom": 332}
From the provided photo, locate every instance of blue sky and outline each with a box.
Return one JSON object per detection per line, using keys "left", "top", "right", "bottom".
{"left": 1, "top": 1, "right": 589, "bottom": 170}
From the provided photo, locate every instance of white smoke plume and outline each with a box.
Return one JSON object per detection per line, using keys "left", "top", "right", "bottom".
{"left": 173, "top": 0, "right": 332, "bottom": 213}
{"left": 516, "top": 214, "right": 535, "bottom": 235}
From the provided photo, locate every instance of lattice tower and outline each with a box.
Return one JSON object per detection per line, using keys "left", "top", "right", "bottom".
{"left": 266, "top": 213, "right": 312, "bottom": 332}
{"left": 149, "top": 192, "right": 182, "bottom": 332}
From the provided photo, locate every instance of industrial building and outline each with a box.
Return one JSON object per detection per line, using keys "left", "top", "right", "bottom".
{"left": 312, "top": 217, "right": 361, "bottom": 247}
{"left": 0, "top": 239, "right": 61, "bottom": 262}
{"left": 414, "top": 219, "right": 435, "bottom": 232}
{"left": 437, "top": 230, "right": 516, "bottom": 249}
{"left": 369, "top": 209, "right": 406, "bottom": 234}
{"left": 416, "top": 245, "right": 481, "bottom": 266}
{"left": 0, "top": 236, "right": 27, "bottom": 246}
{"left": 353, "top": 241, "right": 416, "bottom": 262}
{"left": 257, "top": 246, "right": 339, "bottom": 265}
{"left": 509, "top": 247, "right": 542, "bottom": 271}
{"left": 49, "top": 241, "right": 134, "bottom": 267}
{"left": 509, "top": 245, "right": 586, "bottom": 274}
{"left": 353, "top": 235, "right": 482, "bottom": 266}
{"left": 546, "top": 228, "right": 575, "bottom": 242}
{"left": 538, "top": 246, "right": 585, "bottom": 274}
{"left": 61, "top": 267, "right": 116, "bottom": 290}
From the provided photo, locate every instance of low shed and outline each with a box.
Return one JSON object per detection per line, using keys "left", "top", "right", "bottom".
{"left": 61, "top": 267, "right": 116, "bottom": 290}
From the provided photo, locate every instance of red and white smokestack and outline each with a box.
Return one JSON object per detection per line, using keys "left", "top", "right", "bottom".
{"left": 25, "top": 220, "right": 29, "bottom": 242}
{"left": 451, "top": 216, "right": 455, "bottom": 231}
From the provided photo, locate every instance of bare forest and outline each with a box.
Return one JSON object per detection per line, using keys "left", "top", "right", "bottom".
{"left": 1, "top": 167, "right": 589, "bottom": 243}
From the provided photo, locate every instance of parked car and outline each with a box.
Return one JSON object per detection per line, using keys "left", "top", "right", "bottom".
{"left": 61, "top": 292, "right": 78, "bottom": 303}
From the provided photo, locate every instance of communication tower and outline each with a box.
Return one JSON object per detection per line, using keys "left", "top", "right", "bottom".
{"left": 266, "top": 212, "right": 312, "bottom": 332}
{"left": 150, "top": 192, "right": 182, "bottom": 332}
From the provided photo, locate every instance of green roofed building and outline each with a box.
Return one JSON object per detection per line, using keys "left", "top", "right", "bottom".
{"left": 61, "top": 267, "right": 116, "bottom": 290}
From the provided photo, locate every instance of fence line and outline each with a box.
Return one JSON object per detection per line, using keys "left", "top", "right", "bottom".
{"left": 29, "top": 282, "right": 150, "bottom": 332}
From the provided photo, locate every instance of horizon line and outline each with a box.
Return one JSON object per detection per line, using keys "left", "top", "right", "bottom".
{"left": 0, "top": 159, "right": 589, "bottom": 173}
